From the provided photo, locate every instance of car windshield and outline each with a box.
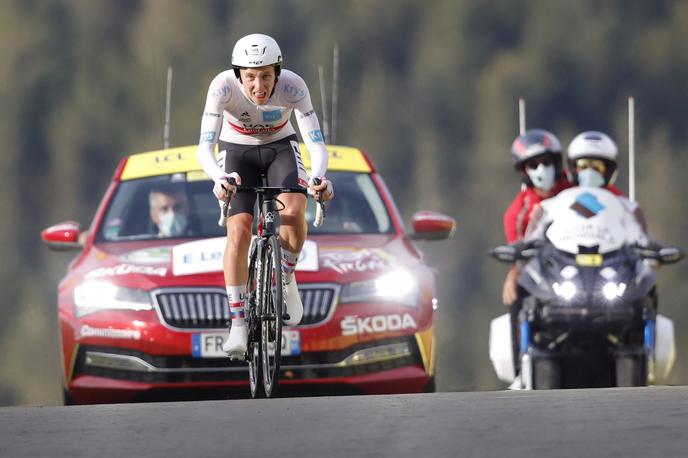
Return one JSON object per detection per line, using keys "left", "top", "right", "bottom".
{"left": 96, "top": 171, "right": 393, "bottom": 242}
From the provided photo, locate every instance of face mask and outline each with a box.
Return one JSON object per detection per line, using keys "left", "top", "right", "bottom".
{"left": 577, "top": 168, "right": 606, "bottom": 188}
{"left": 526, "top": 163, "right": 555, "bottom": 192}
{"left": 159, "top": 212, "right": 188, "bottom": 237}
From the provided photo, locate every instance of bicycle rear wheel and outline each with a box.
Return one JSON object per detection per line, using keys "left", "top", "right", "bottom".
{"left": 260, "top": 235, "right": 283, "bottom": 397}
{"left": 246, "top": 240, "right": 263, "bottom": 398}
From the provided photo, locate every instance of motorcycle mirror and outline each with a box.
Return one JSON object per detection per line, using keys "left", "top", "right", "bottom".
{"left": 659, "top": 246, "right": 685, "bottom": 265}
{"left": 491, "top": 245, "right": 518, "bottom": 263}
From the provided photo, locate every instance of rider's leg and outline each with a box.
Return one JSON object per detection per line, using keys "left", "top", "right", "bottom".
{"left": 278, "top": 193, "right": 307, "bottom": 326}
{"left": 222, "top": 213, "right": 253, "bottom": 357}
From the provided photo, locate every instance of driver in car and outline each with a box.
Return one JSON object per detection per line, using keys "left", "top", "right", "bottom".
{"left": 149, "top": 183, "right": 191, "bottom": 238}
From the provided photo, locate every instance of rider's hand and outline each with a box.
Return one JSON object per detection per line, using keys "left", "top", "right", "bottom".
{"left": 213, "top": 172, "right": 241, "bottom": 201}
{"left": 502, "top": 265, "right": 520, "bottom": 306}
{"left": 308, "top": 177, "right": 334, "bottom": 201}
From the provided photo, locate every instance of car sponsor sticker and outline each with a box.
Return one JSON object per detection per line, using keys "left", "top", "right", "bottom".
{"left": 80, "top": 324, "right": 141, "bottom": 340}
{"left": 320, "top": 248, "right": 397, "bottom": 274}
{"left": 192, "top": 329, "right": 300, "bottom": 358}
{"left": 120, "top": 247, "right": 172, "bottom": 264}
{"left": 340, "top": 313, "right": 418, "bottom": 336}
{"left": 173, "top": 237, "right": 318, "bottom": 276}
{"left": 85, "top": 263, "right": 167, "bottom": 278}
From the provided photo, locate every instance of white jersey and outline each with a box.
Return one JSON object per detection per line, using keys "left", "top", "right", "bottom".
{"left": 197, "top": 69, "right": 328, "bottom": 182}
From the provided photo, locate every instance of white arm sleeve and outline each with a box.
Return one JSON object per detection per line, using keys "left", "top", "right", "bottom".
{"left": 293, "top": 83, "right": 328, "bottom": 179}
{"left": 197, "top": 76, "right": 229, "bottom": 182}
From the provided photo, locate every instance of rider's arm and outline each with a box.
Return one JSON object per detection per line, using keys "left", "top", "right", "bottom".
{"left": 503, "top": 193, "right": 526, "bottom": 244}
{"left": 290, "top": 76, "right": 328, "bottom": 179}
{"left": 197, "top": 74, "right": 231, "bottom": 182}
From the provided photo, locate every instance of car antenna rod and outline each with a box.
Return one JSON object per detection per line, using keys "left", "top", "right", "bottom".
{"left": 628, "top": 96, "right": 636, "bottom": 202}
{"left": 164, "top": 66, "right": 173, "bottom": 150}
{"left": 318, "top": 64, "right": 331, "bottom": 144}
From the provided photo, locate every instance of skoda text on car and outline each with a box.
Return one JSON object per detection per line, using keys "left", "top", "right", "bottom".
{"left": 42, "top": 144, "right": 455, "bottom": 404}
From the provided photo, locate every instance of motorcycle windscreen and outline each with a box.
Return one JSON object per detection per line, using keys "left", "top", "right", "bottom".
{"left": 543, "top": 187, "right": 646, "bottom": 255}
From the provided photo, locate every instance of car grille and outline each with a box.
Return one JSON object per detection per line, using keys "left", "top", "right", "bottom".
{"left": 153, "top": 284, "right": 339, "bottom": 329}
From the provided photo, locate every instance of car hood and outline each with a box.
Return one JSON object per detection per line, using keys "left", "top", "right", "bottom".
{"left": 76, "top": 234, "right": 423, "bottom": 288}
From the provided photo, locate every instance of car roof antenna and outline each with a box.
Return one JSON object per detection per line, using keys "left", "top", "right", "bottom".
{"left": 163, "top": 66, "right": 173, "bottom": 149}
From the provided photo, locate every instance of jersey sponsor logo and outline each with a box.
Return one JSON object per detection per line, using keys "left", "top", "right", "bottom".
{"left": 298, "top": 109, "right": 315, "bottom": 119}
{"left": 308, "top": 130, "right": 324, "bottom": 143}
{"left": 283, "top": 84, "right": 306, "bottom": 103}
{"left": 211, "top": 86, "right": 230, "bottom": 99}
{"left": 203, "top": 111, "right": 221, "bottom": 118}
{"left": 262, "top": 109, "right": 282, "bottom": 122}
{"left": 228, "top": 119, "right": 289, "bottom": 136}
{"left": 199, "top": 131, "right": 216, "bottom": 143}
{"left": 341, "top": 314, "right": 418, "bottom": 336}
{"left": 239, "top": 112, "right": 251, "bottom": 122}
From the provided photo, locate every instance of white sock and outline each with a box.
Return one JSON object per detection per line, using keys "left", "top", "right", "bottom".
{"left": 226, "top": 285, "right": 246, "bottom": 327}
{"left": 281, "top": 249, "right": 300, "bottom": 284}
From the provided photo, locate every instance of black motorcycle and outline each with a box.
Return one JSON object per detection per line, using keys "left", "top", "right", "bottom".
{"left": 489, "top": 187, "right": 683, "bottom": 389}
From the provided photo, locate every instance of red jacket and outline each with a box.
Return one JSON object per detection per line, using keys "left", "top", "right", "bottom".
{"left": 503, "top": 180, "right": 623, "bottom": 243}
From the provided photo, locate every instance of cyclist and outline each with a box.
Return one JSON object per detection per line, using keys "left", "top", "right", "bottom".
{"left": 196, "top": 33, "right": 334, "bottom": 358}
{"left": 502, "top": 129, "right": 572, "bottom": 306}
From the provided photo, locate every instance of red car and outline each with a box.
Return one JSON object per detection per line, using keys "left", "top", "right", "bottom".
{"left": 42, "top": 144, "right": 455, "bottom": 404}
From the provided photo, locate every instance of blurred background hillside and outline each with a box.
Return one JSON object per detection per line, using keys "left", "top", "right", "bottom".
{"left": 1, "top": 0, "right": 687, "bottom": 406}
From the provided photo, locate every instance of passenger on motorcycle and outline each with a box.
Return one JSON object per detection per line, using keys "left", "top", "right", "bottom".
{"left": 502, "top": 129, "right": 572, "bottom": 306}
{"left": 196, "top": 33, "right": 334, "bottom": 358}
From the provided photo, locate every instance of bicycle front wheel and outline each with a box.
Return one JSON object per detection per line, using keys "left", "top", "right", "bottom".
{"left": 260, "top": 235, "right": 283, "bottom": 397}
{"left": 246, "top": 238, "right": 263, "bottom": 398}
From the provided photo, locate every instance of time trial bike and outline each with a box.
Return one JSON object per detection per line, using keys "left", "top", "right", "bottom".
{"left": 219, "top": 177, "right": 325, "bottom": 397}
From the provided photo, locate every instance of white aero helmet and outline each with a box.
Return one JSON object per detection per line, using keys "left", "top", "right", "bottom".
{"left": 567, "top": 131, "right": 619, "bottom": 185}
{"left": 231, "top": 33, "right": 282, "bottom": 78}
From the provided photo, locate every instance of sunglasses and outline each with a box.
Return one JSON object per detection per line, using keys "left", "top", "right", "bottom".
{"left": 575, "top": 158, "right": 606, "bottom": 174}
{"left": 525, "top": 155, "right": 554, "bottom": 170}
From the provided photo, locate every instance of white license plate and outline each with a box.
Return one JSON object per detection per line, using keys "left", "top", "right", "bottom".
{"left": 192, "top": 329, "right": 301, "bottom": 358}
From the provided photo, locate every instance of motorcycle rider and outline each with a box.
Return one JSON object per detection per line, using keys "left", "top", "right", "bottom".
{"left": 196, "top": 33, "right": 334, "bottom": 358}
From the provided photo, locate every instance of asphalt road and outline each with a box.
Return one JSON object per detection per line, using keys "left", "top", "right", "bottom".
{"left": 1, "top": 386, "right": 686, "bottom": 458}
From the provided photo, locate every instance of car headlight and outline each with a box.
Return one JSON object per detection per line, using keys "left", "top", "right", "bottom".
{"left": 74, "top": 281, "right": 153, "bottom": 317}
{"left": 602, "top": 282, "right": 627, "bottom": 300}
{"left": 552, "top": 281, "right": 577, "bottom": 301}
{"left": 340, "top": 269, "right": 419, "bottom": 307}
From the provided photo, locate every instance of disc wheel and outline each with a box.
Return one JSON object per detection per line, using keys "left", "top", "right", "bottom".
{"left": 260, "top": 235, "right": 283, "bottom": 397}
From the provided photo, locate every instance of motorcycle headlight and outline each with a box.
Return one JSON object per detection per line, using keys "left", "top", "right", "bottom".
{"left": 74, "top": 281, "right": 153, "bottom": 317}
{"left": 602, "top": 282, "right": 627, "bottom": 300}
{"left": 340, "top": 269, "right": 419, "bottom": 307}
{"left": 552, "top": 281, "right": 577, "bottom": 300}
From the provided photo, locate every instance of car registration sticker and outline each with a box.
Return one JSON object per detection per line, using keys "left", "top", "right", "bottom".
{"left": 192, "top": 329, "right": 301, "bottom": 358}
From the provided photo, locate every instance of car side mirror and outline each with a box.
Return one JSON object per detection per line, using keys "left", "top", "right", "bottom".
{"left": 409, "top": 211, "right": 456, "bottom": 240}
{"left": 41, "top": 221, "right": 84, "bottom": 251}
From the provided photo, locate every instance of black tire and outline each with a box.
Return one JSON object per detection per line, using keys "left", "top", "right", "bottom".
{"left": 260, "top": 235, "right": 283, "bottom": 397}
{"left": 533, "top": 357, "right": 561, "bottom": 389}
{"left": 62, "top": 387, "right": 75, "bottom": 406}
{"left": 616, "top": 354, "right": 648, "bottom": 387}
{"left": 246, "top": 241, "right": 264, "bottom": 398}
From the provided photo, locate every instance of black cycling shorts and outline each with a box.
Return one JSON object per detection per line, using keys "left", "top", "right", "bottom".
{"left": 219, "top": 134, "right": 309, "bottom": 216}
